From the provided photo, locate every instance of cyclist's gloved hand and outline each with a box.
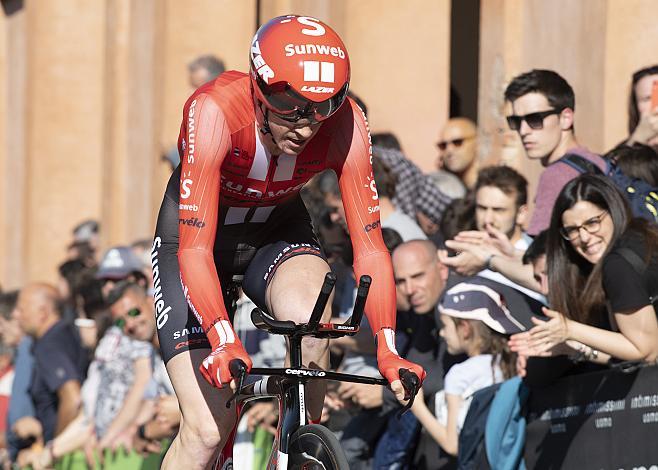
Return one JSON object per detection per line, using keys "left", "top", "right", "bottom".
{"left": 375, "top": 328, "right": 426, "bottom": 402}
{"left": 199, "top": 320, "right": 253, "bottom": 389}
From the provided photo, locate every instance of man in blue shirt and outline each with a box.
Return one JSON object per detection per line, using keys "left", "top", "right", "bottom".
{"left": 12, "top": 284, "right": 85, "bottom": 444}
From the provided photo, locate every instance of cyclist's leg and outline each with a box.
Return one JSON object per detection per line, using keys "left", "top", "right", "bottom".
{"left": 243, "top": 233, "right": 331, "bottom": 422}
{"left": 241, "top": 196, "right": 333, "bottom": 420}
{"left": 162, "top": 350, "right": 237, "bottom": 469}
{"left": 267, "top": 253, "right": 332, "bottom": 420}
{"left": 152, "top": 191, "right": 237, "bottom": 469}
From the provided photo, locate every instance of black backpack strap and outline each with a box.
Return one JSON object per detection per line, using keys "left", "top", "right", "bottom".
{"left": 616, "top": 247, "right": 647, "bottom": 276}
{"left": 560, "top": 153, "right": 605, "bottom": 175}
{"left": 616, "top": 247, "right": 658, "bottom": 305}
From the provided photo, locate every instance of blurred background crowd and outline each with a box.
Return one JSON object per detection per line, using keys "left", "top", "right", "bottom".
{"left": 1, "top": 1, "right": 658, "bottom": 469}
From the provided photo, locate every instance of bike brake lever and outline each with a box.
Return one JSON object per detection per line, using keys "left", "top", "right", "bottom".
{"left": 396, "top": 369, "right": 420, "bottom": 418}
{"left": 226, "top": 359, "right": 247, "bottom": 409}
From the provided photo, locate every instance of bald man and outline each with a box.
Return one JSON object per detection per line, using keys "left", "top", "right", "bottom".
{"left": 12, "top": 283, "right": 84, "bottom": 443}
{"left": 437, "top": 118, "right": 479, "bottom": 189}
{"left": 392, "top": 240, "right": 449, "bottom": 315}
{"left": 372, "top": 240, "right": 462, "bottom": 468}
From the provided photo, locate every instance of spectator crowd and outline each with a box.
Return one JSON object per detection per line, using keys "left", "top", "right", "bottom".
{"left": 0, "top": 54, "right": 657, "bottom": 470}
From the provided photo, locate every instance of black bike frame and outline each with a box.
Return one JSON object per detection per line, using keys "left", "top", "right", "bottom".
{"left": 228, "top": 273, "right": 417, "bottom": 469}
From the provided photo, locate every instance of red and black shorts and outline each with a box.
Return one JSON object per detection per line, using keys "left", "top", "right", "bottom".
{"left": 152, "top": 167, "right": 326, "bottom": 363}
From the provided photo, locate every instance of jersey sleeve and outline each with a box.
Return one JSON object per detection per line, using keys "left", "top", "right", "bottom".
{"left": 329, "top": 101, "right": 396, "bottom": 333}
{"left": 177, "top": 93, "right": 233, "bottom": 349}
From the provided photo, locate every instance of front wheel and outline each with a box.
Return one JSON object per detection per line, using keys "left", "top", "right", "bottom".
{"left": 287, "top": 424, "right": 349, "bottom": 470}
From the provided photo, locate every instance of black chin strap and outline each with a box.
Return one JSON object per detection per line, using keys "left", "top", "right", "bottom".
{"left": 258, "top": 105, "right": 278, "bottom": 148}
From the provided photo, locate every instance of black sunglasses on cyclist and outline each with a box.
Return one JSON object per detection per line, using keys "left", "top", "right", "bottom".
{"left": 506, "top": 108, "right": 564, "bottom": 131}
{"left": 253, "top": 70, "right": 349, "bottom": 124}
{"left": 436, "top": 136, "right": 475, "bottom": 151}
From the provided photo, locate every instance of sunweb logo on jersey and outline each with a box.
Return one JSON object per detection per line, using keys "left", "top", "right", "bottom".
{"left": 181, "top": 171, "right": 193, "bottom": 199}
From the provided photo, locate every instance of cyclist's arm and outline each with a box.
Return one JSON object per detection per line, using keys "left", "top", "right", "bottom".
{"left": 330, "top": 101, "right": 395, "bottom": 335}
{"left": 177, "top": 93, "right": 233, "bottom": 349}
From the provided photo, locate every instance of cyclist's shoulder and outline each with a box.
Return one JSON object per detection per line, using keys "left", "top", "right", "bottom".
{"left": 318, "top": 98, "right": 370, "bottom": 167}
{"left": 185, "top": 71, "right": 254, "bottom": 131}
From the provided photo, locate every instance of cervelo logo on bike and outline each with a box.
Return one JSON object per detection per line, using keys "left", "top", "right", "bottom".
{"left": 285, "top": 368, "right": 327, "bottom": 377}
{"left": 151, "top": 237, "right": 172, "bottom": 329}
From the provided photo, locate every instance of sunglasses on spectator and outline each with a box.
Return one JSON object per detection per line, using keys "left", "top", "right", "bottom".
{"left": 506, "top": 108, "right": 564, "bottom": 131}
{"left": 560, "top": 211, "right": 608, "bottom": 241}
{"left": 436, "top": 136, "right": 475, "bottom": 151}
{"left": 114, "top": 308, "right": 141, "bottom": 329}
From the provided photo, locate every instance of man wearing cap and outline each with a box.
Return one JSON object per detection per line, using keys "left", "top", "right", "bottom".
{"left": 95, "top": 246, "right": 148, "bottom": 301}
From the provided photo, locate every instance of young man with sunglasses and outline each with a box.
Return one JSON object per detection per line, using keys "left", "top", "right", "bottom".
{"left": 152, "top": 15, "right": 425, "bottom": 469}
{"left": 437, "top": 117, "right": 479, "bottom": 190}
{"left": 504, "top": 69, "right": 606, "bottom": 236}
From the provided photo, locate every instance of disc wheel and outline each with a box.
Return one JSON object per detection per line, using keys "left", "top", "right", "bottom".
{"left": 287, "top": 424, "right": 349, "bottom": 470}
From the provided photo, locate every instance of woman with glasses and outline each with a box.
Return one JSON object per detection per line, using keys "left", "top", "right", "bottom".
{"left": 510, "top": 174, "right": 658, "bottom": 364}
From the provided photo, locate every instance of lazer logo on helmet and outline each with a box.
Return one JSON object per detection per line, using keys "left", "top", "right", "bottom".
{"left": 284, "top": 44, "right": 345, "bottom": 58}
{"left": 300, "top": 85, "right": 334, "bottom": 94}
{"left": 178, "top": 217, "right": 206, "bottom": 228}
{"left": 250, "top": 38, "right": 274, "bottom": 84}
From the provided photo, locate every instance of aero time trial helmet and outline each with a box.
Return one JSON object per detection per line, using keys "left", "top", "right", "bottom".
{"left": 249, "top": 15, "right": 350, "bottom": 128}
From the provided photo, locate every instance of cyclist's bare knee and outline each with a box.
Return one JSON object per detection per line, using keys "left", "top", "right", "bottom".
{"left": 266, "top": 254, "right": 333, "bottom": 324}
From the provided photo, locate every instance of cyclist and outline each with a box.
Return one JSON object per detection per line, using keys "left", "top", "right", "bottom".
{"left": 152, "top": 15, "right": 426, "bottom": 468}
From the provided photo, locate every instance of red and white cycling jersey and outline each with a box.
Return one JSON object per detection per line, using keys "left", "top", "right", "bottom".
{"left": 177, "top": 71, "right": 395, "bottom": 350}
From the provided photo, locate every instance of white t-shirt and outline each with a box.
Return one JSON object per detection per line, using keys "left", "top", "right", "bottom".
{"left": 382, "top": 209, "right": 427, "bottom": 241}
{"left": 434, "top": 354, "right": 503, "bottom": 433}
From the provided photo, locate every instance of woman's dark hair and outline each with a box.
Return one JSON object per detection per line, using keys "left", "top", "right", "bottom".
{"left": 547, "top": 174, "right": 658, "bottom": 323}
{"left": 608, "top": 143, "right": 658, "bottom": 186}
{"left": 628, "top": 65, "right": 658, "bottom": 135}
